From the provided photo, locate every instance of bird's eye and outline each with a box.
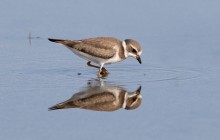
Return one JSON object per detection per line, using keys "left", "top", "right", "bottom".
{"left": 132, "top": 48, "right": 137, "bottom": 53}
{"left": 132, "top": 97, "right": 137, "bottom": 102}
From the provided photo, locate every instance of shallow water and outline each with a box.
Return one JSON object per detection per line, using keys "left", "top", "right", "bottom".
{"left": 1, "top": 1, "right": 220, "bottom": 140}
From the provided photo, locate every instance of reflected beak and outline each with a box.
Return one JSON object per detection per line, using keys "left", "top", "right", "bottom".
{"left": 136, "top": 56, "right": 142, "bottom": 64}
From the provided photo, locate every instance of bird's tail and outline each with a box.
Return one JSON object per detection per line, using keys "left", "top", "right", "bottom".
{"left": 48, "top": 101, "right": 78, "bottom": 111}
{"left": 48, "top": 38, "right": 78, "bottom": 47}
{"left": 48, "top": 103, "right": 66, "bottom": 111}
{"left": 48, "top": 38, "right": 65, "bottom": 44}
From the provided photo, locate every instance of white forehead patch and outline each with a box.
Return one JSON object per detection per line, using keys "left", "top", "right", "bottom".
{"left": 138, "top": 50, "right": 142, "bottom": 56}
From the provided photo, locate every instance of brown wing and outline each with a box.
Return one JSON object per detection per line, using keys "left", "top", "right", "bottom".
{"left": 76, "top": 92, "right": 120, "bottom": 111}
{"left": 49, "top": 37, "right": 121, "bottom": 59}
{"left": 49, "top": 92, "right": 118, "bottom": 111}
{"left": 73, "top": 37, "right": 121, "bottom": 59}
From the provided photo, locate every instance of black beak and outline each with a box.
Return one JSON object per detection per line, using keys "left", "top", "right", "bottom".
{"left": 136, "top": 56, "right": 142, "bottom": 64}
{"left": 136, "top": 86, "right": 142, "bottom": 95}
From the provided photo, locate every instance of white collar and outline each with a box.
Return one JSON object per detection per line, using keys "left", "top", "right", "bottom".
{"left": 122, "top": 93, "right": 128, "bottom": 109}
{"left": 122, "top": 40, "right": 128, "bottom": 58}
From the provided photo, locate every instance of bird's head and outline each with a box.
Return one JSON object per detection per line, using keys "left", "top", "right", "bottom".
{"left": 123, "top": 39, "right": 142, "bottom": 64}
{"left": 124, "top": 86, "right": 142, "bottom": 110}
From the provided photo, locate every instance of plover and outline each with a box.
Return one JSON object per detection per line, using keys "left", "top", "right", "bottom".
{"left": 48, "top": 37, "right": 142, "bottom": 77}
{"left": 49, "top": 83, "right": 142, "bottom": 111}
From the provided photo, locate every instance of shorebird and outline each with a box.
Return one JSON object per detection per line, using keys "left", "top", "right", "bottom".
{"left": 49, "top": 84, "right": 142, "bottom": 111}
{"left": 48, "top": 37, "right": 142, "bottom": 77}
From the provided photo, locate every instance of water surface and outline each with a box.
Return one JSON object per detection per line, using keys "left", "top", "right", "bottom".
{"left": 0, "top": 0, "right": 220, "bottom": 140}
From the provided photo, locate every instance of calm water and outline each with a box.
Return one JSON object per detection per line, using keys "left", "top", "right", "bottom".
{"left": 1, "top": 1, "right": 220, "bottom": 140}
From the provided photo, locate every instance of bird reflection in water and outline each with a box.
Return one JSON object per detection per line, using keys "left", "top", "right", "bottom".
{"left": 49, "top": 80, "right": 142, "bottom": 111}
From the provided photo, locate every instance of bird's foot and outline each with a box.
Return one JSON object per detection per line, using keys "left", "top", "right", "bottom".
{"left": 97, "top": 72, "right": 101, "bottom": 78}
{"left": 97, "top": 68, "right": 108, "bottom": 78}
{"left": 100, "top": 67, "right": 109, "bottom": 77}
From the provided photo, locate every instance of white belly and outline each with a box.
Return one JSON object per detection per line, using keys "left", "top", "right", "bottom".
{"left": 68, "top": 48, "right": 122, "bottom": 65}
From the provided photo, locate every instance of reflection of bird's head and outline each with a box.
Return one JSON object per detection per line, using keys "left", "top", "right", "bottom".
{"left": 124, "top": 86, "right": 142, "bottom": 110}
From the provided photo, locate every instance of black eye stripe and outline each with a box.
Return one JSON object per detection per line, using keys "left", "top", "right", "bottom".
{"left": 132, "top": 48, "right": 137, "bottom": 53}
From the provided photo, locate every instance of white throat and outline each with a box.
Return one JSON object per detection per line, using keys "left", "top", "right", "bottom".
{"left": 122, "top": 41, "right": 128, "bottom": 58}
{"left": 122, "top": 92, "right": 128, "bottom": 109}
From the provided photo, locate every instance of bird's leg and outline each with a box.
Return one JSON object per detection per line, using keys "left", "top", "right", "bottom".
{"left": 87, "top": 61, "right": 100, "bottom": 69}
{"left": 97, "top": 64, "right": 104, "bottom": 78}
{"left": 87, "top": 61, "right": 108, "bottom": 76}
{"left": 97, "top": 68, "right": 101, "bottom": 78}
{"left": 99, "top": 64, "right": 108, "bottom": 77}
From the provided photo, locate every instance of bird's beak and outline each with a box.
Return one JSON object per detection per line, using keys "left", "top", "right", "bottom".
{"left": 136, "top": 56, "right": 142, "bottom": 64}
